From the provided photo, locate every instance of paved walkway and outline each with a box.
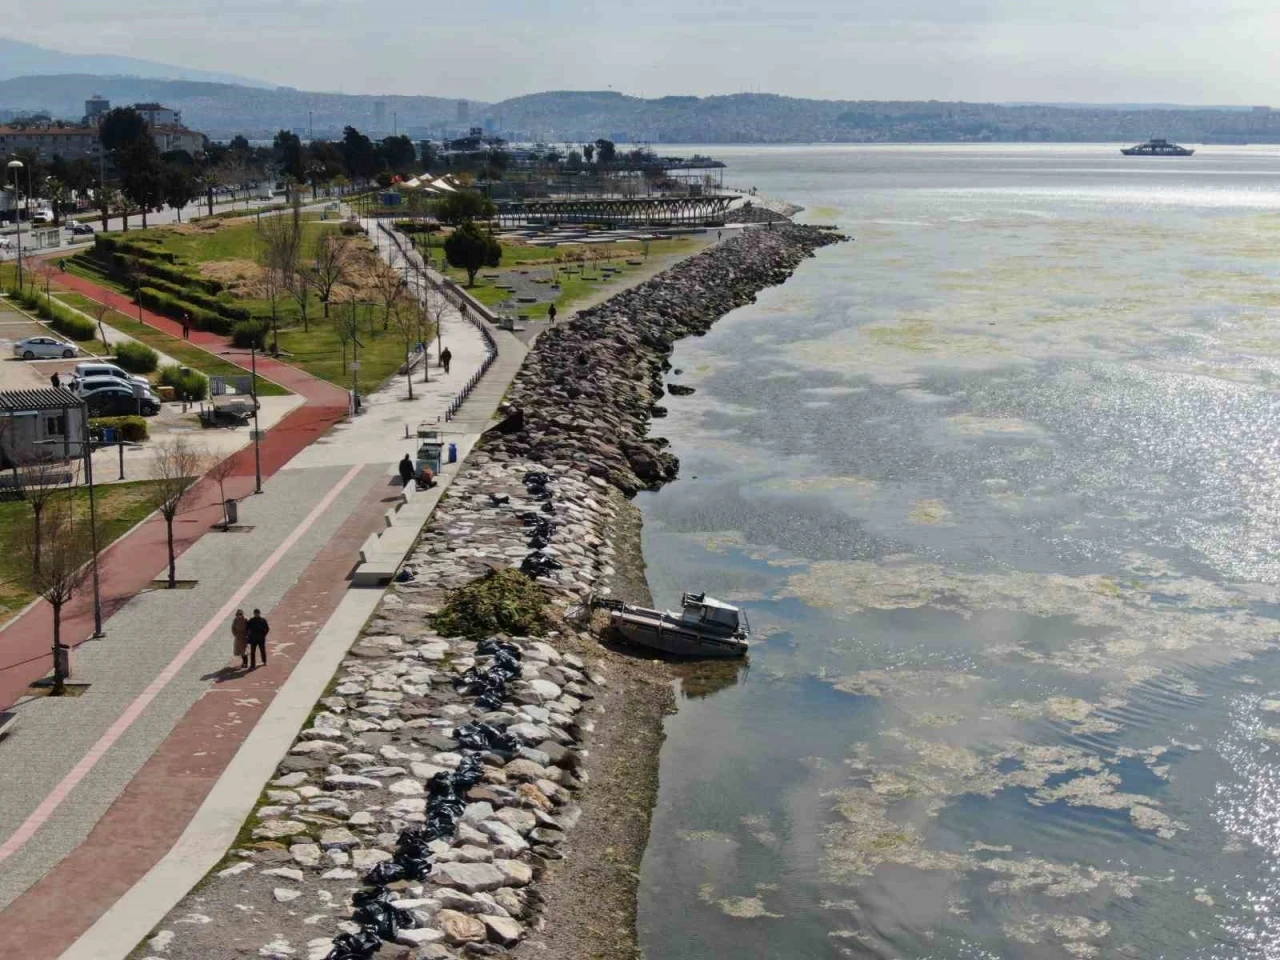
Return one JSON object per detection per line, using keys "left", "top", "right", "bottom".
{"left": 0, "top": 221, "right": 537, "bottom": 960}
{"left": 0, "top": 268, "right": 350, "bottom": 711}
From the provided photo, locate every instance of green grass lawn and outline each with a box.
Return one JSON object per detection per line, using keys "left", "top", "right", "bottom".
{"left": 51, "top": 293, "right": 291, "bottom": 396}
{"left": 276, "top": 302, "right": 416, "bottom": 396}
{"left": 0, "top": 480, "right": 163, "bottom": 626}
{"left": 146, "top": 220, "right": 340, "bottom": 265}
{"left": 420, "top": 236, "right": 702, "bottom": 319}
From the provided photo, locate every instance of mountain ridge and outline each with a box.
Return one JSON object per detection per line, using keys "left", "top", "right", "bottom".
{"left": 0, "top": 38, "right": 269, "bottom": 88}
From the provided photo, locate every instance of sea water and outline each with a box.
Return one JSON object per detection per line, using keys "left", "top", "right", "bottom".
{"left": 637, "top": 144, "right": 1280, "bottom": 958}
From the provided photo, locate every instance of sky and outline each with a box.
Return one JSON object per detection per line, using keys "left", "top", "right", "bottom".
{"left": 9, "top": 0, "right": 1280, "bottom": 105}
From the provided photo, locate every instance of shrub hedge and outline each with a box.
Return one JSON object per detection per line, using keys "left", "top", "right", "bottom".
{"left": 138, "top": 286, "right": 232, "bottom": 334}
{"left": 11, "top": 287, "right": 98, "bottom": 341}
{"left": 112, "top": 340, "right": 159, "bottom": 374}
{"left": 144, "top": 276, "right": 250, "bottom": 322}
{"left": 157, "top": 363, "right": 209, "bottom": 401}
{"left": 90, "top": 416, "right": 149, "bottom": 442}
{"left": 231, "top": 320, "right": 268, "bottom": 349}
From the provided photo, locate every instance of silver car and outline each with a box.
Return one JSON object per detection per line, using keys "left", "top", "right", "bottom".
{"left": 13, "top": 336, "right": 79, "bottom": 360}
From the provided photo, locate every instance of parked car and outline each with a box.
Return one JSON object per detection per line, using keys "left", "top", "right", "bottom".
{"left": 13, "top": 336, "right": 79, "bottom": 360}
{"left": 69, "top": 222, "right": 96, "bottom": 236}
{"left": 73, "top": 362, "right": 150, "bottom": 390}
{"left": 32, "top": 210, "right": 55, "bottom": 224}
{"left": 71, "top": 375, "right": 160, "bottom": 403}
{"left": 84, "top": 386, "right": 160, "bottom": 417}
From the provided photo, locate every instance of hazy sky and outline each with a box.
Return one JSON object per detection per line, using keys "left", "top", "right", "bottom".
{"left": 11, "top": 0, "right": 1280, "bottom": 104}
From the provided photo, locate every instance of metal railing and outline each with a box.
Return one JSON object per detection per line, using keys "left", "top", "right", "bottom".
{"left": 377, "top": 222, "right": 500, "bottom": 423}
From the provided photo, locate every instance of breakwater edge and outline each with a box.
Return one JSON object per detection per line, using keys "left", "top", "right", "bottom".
{"left": 143, "top": 220, "right": 844, "bottom": 960}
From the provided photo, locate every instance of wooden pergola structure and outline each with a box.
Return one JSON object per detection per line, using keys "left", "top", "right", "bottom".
{"left": 496, "top": 195, "right": 735, "bottom": 227}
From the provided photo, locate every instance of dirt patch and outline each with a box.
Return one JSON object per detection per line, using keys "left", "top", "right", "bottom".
{"left": 513, "top": 493, "right": 673, "bottom": 960}
{"left": 198, "top": 259, "right": 264, "bottom": 298}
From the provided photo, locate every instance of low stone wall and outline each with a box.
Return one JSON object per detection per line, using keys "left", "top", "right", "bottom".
{"left": 483, "top": 223, "right": 846, "bottom": 495}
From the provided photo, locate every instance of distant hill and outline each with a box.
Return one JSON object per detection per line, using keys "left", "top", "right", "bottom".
{"left": 0, "top": 38, "right": 269, "bottom": 88}
{"left": 0, "top": 75, "right": 470, "bottom": 138}
{"left": 3, "top": 71, "right": 1280, "bottom": 145}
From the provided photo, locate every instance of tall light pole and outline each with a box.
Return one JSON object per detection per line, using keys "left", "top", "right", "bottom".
{"left": 220, "top": 345, "right": 263, "bottom": 493}
{"left": 8, "top": 159, "right": 24, "bottom": 290}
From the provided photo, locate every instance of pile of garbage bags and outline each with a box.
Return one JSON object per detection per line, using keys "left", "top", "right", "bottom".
{"left": 325, "top": 650, "right": 517, "bottom": 958}
{"left": 454, "top": 638, "right": 523, "bottom": 710}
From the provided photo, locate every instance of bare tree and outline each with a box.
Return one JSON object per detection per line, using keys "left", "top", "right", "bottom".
{"left": 306, "top": 234, "right": 352, "bottom": 319}
{"left": 389, "top": 300, "right": 422, "bottom": 400}
{"left": 259, "top": 205, "right": 302, "bottom": 353}
{"left": 373, "top": 262, "right": 408, "bottom": 331}
{"left": 423, "top": 284, "right": 450, "bottom": 376}
{"left": 14, "top": 450, "right": 72, "bottom": 575}
{"left": 90, "top": 299, "right": 112, "bottom": 354}
{"left": 15, "top": 496, "right": 99, "bottom": 695}
{"left": 149, "top": 438, "right": 208, "bottom": 588}
{"left": 334, "top": 297, "right": 356, "bottom": 375}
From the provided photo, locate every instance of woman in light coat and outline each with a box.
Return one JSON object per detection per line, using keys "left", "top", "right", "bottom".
{"left": 232, "top": 610, "right": 249, "bottom": 669}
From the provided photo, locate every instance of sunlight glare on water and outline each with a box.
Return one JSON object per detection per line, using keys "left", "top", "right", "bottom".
{"left": 636, "top": 145, "right": 1280, "bottom": 959}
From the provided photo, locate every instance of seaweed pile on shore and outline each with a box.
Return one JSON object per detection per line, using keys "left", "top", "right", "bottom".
{"left": 484, "top": 223, "right": 846, "bottom": 495}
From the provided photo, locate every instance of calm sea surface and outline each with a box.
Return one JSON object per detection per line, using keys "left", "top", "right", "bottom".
{"left": 635, "top": 144, "right": 1280, "bottom": 959}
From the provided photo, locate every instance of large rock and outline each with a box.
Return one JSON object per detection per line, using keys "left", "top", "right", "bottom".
{"left": 435, "top": 909, "right": 486, "bottom": 945}
{"left": 480, "top": 915, "right": 524, "bottom": 946}
{"left": 253, "top": 821, "right": 309, "bottom": 840}
{"left": 492, "top": 859, "right": 533, "bottom": 887}
{"left": 429, "top": 861, "right": 506, "bottom": 893}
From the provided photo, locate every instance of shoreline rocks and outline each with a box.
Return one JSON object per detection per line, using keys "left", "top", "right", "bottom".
{"left": 483, "top": 223, "right": 846, "bottom": 495}
{"left": 138, "top": 221, "right": 839, "bottom": 960}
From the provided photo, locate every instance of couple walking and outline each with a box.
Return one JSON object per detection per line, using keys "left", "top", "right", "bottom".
{"left": 231, "top": 608, "right": 270, "bottom": 669}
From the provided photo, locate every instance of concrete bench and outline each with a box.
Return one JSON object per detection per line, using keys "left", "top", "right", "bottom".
{"left": 377, "top": 526, "right": 419, "bottom": 552}
{"left": 353, "top": 561, "right": 400, "bottom": 586}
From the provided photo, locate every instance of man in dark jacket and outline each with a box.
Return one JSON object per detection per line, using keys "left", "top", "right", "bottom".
{"left": 398, "top": 453, "right": 416, "bottom": 488}
{"left": 246, "top": 608, "right": 270, "bottom": 668}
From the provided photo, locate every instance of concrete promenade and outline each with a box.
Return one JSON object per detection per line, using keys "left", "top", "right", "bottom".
{"left": 0, "top": 223, "right": 522, "bottom": 960}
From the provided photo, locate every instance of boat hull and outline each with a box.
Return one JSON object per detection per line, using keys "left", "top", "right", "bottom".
{"left": 610, "top": 610, "right": 748, "bottom": 658}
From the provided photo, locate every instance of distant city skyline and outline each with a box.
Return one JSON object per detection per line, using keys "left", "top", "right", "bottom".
{"left": 5, "top": 0, "right": 1280, "bottom": 105}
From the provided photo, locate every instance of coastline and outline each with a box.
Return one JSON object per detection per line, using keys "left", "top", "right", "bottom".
{"left": 130, "top": 220, "right": 844, "bottom": 960}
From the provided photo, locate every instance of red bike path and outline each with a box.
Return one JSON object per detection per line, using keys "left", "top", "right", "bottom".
{"left": 0, "top": 267, "right": 351, "bottom": 710}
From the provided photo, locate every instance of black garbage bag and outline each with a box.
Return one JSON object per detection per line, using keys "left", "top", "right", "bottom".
{"left": 364, "top": 859, "right": 406, "bottom": 887}
{"left": 353, "top": 898, "right": 421, "bottom": 941}
{"left": 523, "top": 471, "right": 551, "bottom": 488}
{"left": 454, "top": 721, "right": 517, "bottom": 753}
{"left": 488, "top": 493, "right": 510, "bottom": 506}
{"left": 325, "top": 928, "right": 382, "bottom": 960}
{"left": 453, "top": 753, "right": 487, "bottom": 790}
{"left": 396, "top": 844, "right": 433, "bottom": 880}
{"left": 522, "top": 553, "right": 563, "bottom": 577}
{"left": 477, "top": 637, "right": 523, "bottom": 661}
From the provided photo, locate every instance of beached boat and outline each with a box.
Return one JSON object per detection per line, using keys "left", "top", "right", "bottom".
{"left": 1121, "top": 138, "right": 1194, "bottom": 156}
{"left": 604, "top": 592, "right": 749, "bottom": 658}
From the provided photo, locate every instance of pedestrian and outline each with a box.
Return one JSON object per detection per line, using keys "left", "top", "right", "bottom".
{"left": 717, "top": 230, "right": 722, "bottom": 241}
{"left": 181, "top": 312, "right": 191, "bottom": 340}
{"left": 440, "top": 346, "right": 452, "bottom": 374}
{"left": 246, "top": 608, "right": 270, "bottom": 668}
{"left": 398, "top": 453, "right": 416, "bottom": 488}
{"left": 50, "top": 371, "right": 61, "bottom": 389}
{"left": 547, "top": 304, "right": 557, "bottom": 325}
{"left": 231, "top": 609, "right": 249, "bottom": 669}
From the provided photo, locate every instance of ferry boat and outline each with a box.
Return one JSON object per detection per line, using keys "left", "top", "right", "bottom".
{"left": 1121, "top": 138, "right": 1195, "bottom": 156}
{"left": 603, "top": 592, "right": 749, "bottom": 658}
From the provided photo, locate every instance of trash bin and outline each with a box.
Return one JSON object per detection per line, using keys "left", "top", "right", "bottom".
{"left": 448, "top": 442, "right": 458, "bottom": 464}
{"left": 224, "top": 499, "right": 238, "bottom": 525}
{"left": 102, "top": 426, "right": 117, "bottom": 443}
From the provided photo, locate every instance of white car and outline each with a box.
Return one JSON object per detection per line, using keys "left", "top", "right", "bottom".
{"left": 33, "top": 210, "right": 55, "bottom": 224}
{"left": 13, "top": 336, "right": 79, "bottom": 360}
{"left": 74, "top": 362, "right": 150, "bottom": 390}
{"left": 70, "top": 375, "right": 159, "bottom": 402}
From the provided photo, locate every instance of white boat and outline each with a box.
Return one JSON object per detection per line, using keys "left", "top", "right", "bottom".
{"left": 606, "top": 592, "right": 749, "bottom": 658}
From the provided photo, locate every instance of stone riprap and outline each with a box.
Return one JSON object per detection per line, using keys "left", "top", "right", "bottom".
{"left": 139, "top": 223, "right": 838, "bottom": 960}
{"left": 483, "top": 223, "right": 846, "bottom": 495}
{"left": 144, "top": 462, "right": 617, "bottom": 960}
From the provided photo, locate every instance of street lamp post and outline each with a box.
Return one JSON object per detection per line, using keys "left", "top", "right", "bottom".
{"left": 220, "top": 344, "right": 263, "bottom": 493}
{"left": 8, "top": 160, "right": 24, "bottom": 290}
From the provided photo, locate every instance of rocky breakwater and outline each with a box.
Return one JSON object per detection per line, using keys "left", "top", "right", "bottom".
{"left": 141, "top": 463, "right": 640, "bottom": 960}
{"left": 485, "top": 223, "right": 845, "bottom": 496}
